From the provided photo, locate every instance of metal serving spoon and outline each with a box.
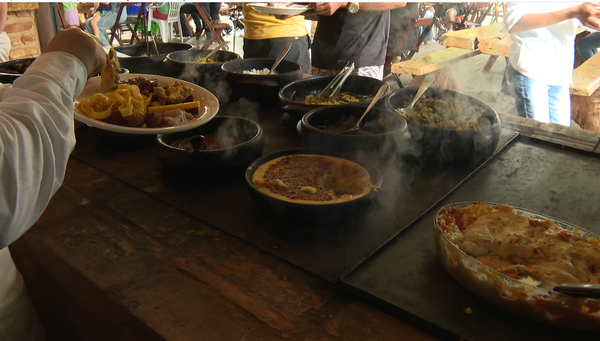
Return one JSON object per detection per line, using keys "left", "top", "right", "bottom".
{"left": 396, "top": 73, "right": 435, "bottom": 116}
{"left": 516, "top": 276, "right": 600, "bottom": 299}
{"left": 269, "top": 41, "right": 292, "bottom": 75}
{"left": 198, "top": 40, "right": 230, "bottom": 63}
{"left": 340, "top": 83, "right": 389, "bottom": 134}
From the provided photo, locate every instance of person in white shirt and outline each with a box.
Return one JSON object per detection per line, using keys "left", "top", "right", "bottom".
{"left": 0, "top": 28, "right": 106, "bottom": 341}
{"left": 504, "top": 2, "right": 600, "bottom": 126}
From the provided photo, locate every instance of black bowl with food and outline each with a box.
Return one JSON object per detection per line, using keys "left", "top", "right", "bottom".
{"left": 300, "top": 105, "right": 408, "bottom": 165}
{"left": 0, "top": 57, "right": 35, "bottom": 74}
{"left": 165, "top": 49, "right": 241, "bottom": 96}
{"left": 0, "top": 57, "right": 36, "bottom": 83}
{"left": 114, "top": 42, "right": 192, "bottom": 75}
{"left": 279, "top": 75, "right": 388, "bottom": 127}
{"left": 385, "top": 87, "right": 501, "bottom": 169}
{"left": 221, "top": 58, "right": 303, "bottom": 106}
{"left": 157, "top": 116, "right": 264, "bottom": 178}
{"left": 245, "top": 148, "right": 382, "bottom": 226}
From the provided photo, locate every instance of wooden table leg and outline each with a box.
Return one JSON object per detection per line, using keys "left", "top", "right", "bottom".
{"left": 483, "top": 55, "right": 498, "bottom": 72}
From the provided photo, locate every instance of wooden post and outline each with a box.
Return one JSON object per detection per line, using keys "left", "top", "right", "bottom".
{"left": 36, "top": 2, "right": 57, "bottom": 52}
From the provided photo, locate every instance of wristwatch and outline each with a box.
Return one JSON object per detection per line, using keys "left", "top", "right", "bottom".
{"left": 347, "top": 2, "right": 360, "bottom": 13}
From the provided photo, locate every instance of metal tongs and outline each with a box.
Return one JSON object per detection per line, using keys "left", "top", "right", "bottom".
{"left": 318, "top": 61, "right": 355, "bottom": 101}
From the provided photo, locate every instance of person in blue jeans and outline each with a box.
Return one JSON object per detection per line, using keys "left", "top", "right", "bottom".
{"left": 504, "top": 2, "right": 600, "bottom": 126}
{"left": 577, "top": 32, "right": 600, "bottom": 62}
{"left": 420, "top": 6, "right": 435, "bottom": 44}
{"left": 179, "top": 2, "right": 221, "bottom": 39}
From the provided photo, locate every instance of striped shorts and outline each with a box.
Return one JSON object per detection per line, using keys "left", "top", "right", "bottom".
{"left": 310, "top": 65, "right": 384, "bottom": 81}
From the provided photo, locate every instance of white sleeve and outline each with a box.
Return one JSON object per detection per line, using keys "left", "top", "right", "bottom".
{"left": 0, "top": 51, "right": 87, "bottom": 248}
{"left": 503, "top": 2, "right": 533, "bottom": 33}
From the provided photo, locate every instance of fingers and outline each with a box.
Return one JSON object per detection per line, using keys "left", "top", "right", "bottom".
{"left": 45, "top": 28, "right": 106, "bottom": 77}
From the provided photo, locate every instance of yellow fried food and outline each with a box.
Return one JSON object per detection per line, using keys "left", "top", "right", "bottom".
{"left": 151, "top": 81, "right": 194, "bottom": 105}
{"left": 77, "top": 84, "right": 151, "bottom": 120}
{"left": 100, "top": 48, "right": 120, "bottom": 92}
{"left": 304, "top": 92, "right": 370, "bottom": 105}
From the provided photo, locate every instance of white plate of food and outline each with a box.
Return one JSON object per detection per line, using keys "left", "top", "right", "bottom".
{"left": 247, "top": 3, "right": 309, "bottom": 16}
{"left": 74, "top": 74, "right": 219, "bottom": 135}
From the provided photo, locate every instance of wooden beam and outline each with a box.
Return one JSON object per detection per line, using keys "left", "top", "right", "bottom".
{"left": 571, "top": 50, "right": 600, "bottom": 96}
{"left": 391, "top": 47, "right": 481, "bottom": 75}
{"left": 36, "top": 2, "right": 56, "bottom": 52}
{"left": 439, "top": 22, "right": 507, "bottom": 51}
{"left": 478, "top": 35, "right": 512, "bottom": 57}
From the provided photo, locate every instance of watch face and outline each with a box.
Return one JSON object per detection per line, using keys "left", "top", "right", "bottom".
{"left": 348, "top": 3, "right": 359, "bottom": 13}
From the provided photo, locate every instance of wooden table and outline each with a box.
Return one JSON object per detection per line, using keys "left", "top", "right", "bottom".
{"left": 9, "top": 108, "right": 439, "bottom": 341}
{"left": 9, "top": 104, "right": 600, "bottom": 340}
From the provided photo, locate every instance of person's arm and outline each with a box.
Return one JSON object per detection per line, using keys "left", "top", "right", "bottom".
{"left": 507, "top": 2, "right": 600, "bottom": 34}
{"left": 311, "top": 2, "right": 406, "bottom": 16}
{"left": 0, "top": 29, "right": 105, "bottom": 248}
{"left": 0, "top": 3, "right": 7, "bottom": 33}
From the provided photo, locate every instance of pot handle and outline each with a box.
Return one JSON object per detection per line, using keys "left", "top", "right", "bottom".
{"left": 236, "top": 78, "right": 280, "bottom": 88}
{"left": 281, "top": 104, "right": 310, "bottom": 112}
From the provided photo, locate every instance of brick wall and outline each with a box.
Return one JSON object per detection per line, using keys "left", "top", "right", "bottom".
{"left": 5, "top": 3, "right": 41, "bottom": 60}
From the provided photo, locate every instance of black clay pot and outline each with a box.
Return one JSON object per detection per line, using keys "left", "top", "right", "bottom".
{"left": 0, "top": 58, "right": 36, "bottom": 83}
{"left": 244, "top": 148, "right": 382, "bottom": 227}
{"left": 222, "top": 58, "right": 303, "bottom": 106}
{"left": 300, "top": 105, "right": 408, "bottom": 166}
{"left": 279, "top": 75, "right": 388, "bottom": 126}
{"left": 114, "top": 42, "right": 192, "bottom": 75}
{"left": 157, "top": 116, "right": 264, "bottom": 179}
{"left": 385, "top": 87, "right": 501, "bottom": 169}
{"left": 165, "top": 49, "right": 241, "bottom": 95}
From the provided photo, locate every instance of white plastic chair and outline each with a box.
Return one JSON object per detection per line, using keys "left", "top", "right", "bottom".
{"left": 148, "top": 2, "right": 184, "bottom": 42}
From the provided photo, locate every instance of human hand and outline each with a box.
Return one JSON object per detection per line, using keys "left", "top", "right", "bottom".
{"left": 44, "top": 28, "right": 106, "bottom": 77}
{"left": 577, "top": 2, "right": 600, "bottom": 30}
{"left": 312, "top": 2, "right": 348, "bottom": 16}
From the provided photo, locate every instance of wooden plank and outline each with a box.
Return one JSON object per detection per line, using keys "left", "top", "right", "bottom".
{"left": 498, "top": 112, "right": 600, "bottom": 152}
{"left": 479, "top": 35, "right": 512, "bottom": 56}
{"left": 570, "top": 51, "right": 600, "bottom": 96}
{"left": 439, "top": 22, "right": 507, "bottom": 50}
{"left": 391, "top": 47, "right": 481, "bottom": 75}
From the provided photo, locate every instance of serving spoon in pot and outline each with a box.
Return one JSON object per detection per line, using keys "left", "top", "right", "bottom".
{"left": 269, "top": 41, "right": 293, "bottom": 75}
{"left": 396, "top": 72, "right": 435, "bottom": 116}
{"left": 196, "top": 40, "right": 230, "bottom": 63}
{"left": 340, "top": 83, "right": 389, "bottom": 134}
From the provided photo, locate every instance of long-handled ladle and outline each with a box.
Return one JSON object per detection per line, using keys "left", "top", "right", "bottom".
{"left": 268, "top": 42, "right": 292, "bottom": 75}
{"left": 197, "top": 40, "right": 230, "bottom": 63}
{"left": 339, "top": 83, "right": 389, "bottom": 134}
{"left": 396, "top": 73, "right": 435, "bottom": 116}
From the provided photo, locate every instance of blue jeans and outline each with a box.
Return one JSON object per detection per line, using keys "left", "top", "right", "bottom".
{"left": 179, "top": 2, "right": 221, "bottom": 37}
{"left": 506, "top": 62, "right": 571, "bottom": 125}
{"left": 420, "top": 10, "right": 434, "bottom": 42}
{"left": 577, "top": 32, "right": 600, "bottom": 61}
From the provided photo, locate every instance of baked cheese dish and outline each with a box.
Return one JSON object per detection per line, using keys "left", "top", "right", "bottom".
{"left": 437, "top": 203, "right": 600, "bottom": 288}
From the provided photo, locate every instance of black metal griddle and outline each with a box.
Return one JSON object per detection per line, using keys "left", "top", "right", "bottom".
{"left": 341, "top": 134, "right": 600, "bottom": 341}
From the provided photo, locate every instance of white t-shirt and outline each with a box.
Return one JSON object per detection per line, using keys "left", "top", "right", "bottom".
{"left": 504, "top": 2, "right": 581, "bottom": 86}
{"left": 0, "top": 51, "right": 87, "bottom": 340}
